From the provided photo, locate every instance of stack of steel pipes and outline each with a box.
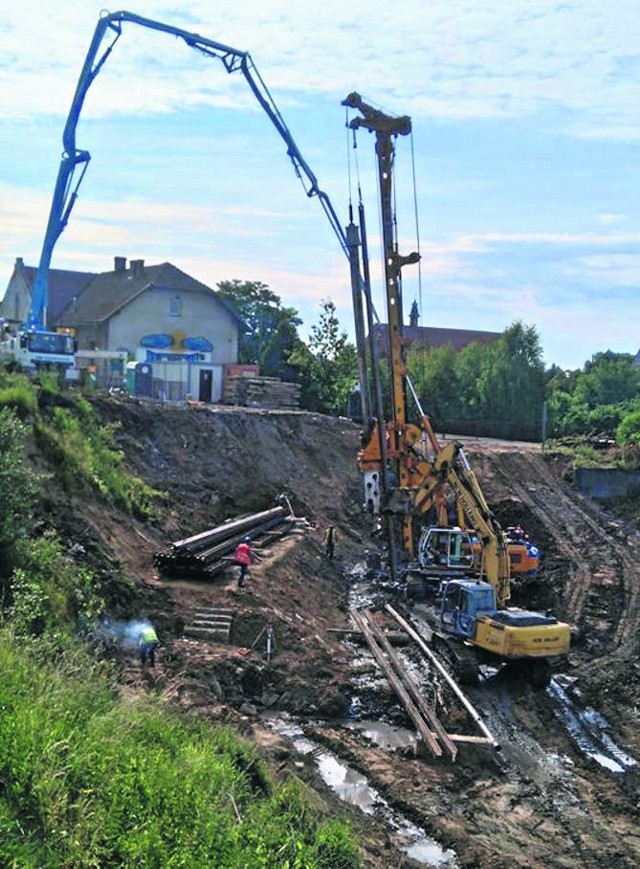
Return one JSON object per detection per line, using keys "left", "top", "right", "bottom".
{"left": 154, "top": 501, "right": 290, "bottom": 579}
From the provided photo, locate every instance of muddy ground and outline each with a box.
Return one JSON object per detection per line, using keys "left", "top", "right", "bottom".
{"left": 50, "top": 397, "right": 640, "bottom": 868}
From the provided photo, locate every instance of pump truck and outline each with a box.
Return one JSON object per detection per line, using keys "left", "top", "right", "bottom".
{"left": 343, "top": 93, "right": 570, "bottom": 686}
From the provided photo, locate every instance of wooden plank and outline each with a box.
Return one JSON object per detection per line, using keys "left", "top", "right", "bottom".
{"left": 350, "top": 608, "right": 443, "bottom": 758}
{"left": 362, "top": 608, "right": 458, "bottom": 762}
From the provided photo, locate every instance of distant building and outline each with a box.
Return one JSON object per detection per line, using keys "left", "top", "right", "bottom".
{"left": 1, "top": 256, "right": 244, "bottom": 400}
{"left": 1, "top": 256, "right": 95, "bottom": 329}
{"left": 369, "top": 322, "right": 500, "bottom": 359}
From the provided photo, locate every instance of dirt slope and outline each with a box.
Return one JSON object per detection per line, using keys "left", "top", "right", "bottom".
{"left": 56, "top": 400, "right": 640, "bottom": 868}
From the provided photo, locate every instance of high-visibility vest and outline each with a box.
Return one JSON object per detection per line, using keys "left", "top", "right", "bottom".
{"left": 234, "top": 543, "right": 252, "bottom": 565}
{"left": 141, "top": 626, "right": 158, "bottom": 644}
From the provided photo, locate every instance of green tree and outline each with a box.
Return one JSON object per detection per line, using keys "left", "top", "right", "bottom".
{"left": 575, "top": 352, "right": 640, "bottom": 407}
{"left": 216, "top": 279, "right": 302, "bottom": 376}
{"left": 491, "top": 321, "right": 545, "bottom": 438}
{"left": 258, "top": 308, "right": 305, "bottom": 379}
{"left": 407, "top": 343, "right": 461, "bottom": 430}
{"left": 455, "top": 340, "right": 488, "bottom": 427}
{"left": 546, "top": 352, "right": 640, "bottom": 438}
{"left": 290, "top": 300, "right": 357, "bottom": 414}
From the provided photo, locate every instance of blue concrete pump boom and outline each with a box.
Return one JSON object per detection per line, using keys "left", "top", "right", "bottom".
{"left": 27, "top": 8, "right": 351, "bottom": 333}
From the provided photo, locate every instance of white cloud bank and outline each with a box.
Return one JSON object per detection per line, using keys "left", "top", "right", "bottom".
{"left": 1, "top": 1, "right": 639, "bottom": 138}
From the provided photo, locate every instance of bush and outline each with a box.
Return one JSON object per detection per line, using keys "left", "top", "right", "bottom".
{"left": 36, "top": 403, "right": 164, "bottom": 519}
{"left": 9, "top": 533, "right": 102, "bottom": 638}
{"left": 617, "top": 409, "right": 640, "bottom": 447}
{"left": 0, "top": 406, "right": 40, "bottom": 578}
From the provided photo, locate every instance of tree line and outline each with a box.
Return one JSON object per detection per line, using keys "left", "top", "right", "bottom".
{"left": 217, "top": 280, "right": 640, "bottom": 456}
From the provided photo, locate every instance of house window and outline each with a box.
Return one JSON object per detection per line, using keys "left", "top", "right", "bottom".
{"left": 169, "top": 295, "right": 182, "bottom": 317}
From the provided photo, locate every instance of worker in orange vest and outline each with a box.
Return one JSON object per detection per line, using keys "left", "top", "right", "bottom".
{"left": 234, "top": 537, "right": 254, "bottom": 589}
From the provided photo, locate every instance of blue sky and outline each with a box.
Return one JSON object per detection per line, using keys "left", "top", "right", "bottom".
{"left": 1, "top": 0, "right": 638, "bottom": 370}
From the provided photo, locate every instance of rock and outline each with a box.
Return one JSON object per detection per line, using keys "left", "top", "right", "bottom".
{"left": 239, "top": 702, "right": 258, "bottom": 716}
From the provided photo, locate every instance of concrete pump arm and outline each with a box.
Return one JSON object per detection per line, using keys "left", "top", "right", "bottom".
{"left": 28, "top": 9, "right": 349, "bottom": 330}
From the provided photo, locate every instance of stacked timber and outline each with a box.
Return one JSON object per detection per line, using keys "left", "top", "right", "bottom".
{"left": 224, "top": 375, "right": 301, "bottom": 409}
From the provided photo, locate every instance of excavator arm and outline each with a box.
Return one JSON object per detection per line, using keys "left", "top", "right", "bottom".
{"left": 414, "top": 441, "right": 511, "bottom": 606}
{"left": 28, "top": 9, "right": 349, "bottom": 330}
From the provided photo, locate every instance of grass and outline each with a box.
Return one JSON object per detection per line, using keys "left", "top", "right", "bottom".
{"left": 0, "top": 370, "right": 164, "bottom": 519}
{"left": 0, "top": 633, "right": 361, "bottom": 868}
{"left": 545, "top": 439, "right": 626, "bottom": 469}
{"left": 35, "top": 402, "right": 165, "bottom": 519}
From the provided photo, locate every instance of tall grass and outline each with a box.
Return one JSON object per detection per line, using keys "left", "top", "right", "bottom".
{"left": 0, "top": 634, "right": 361, "bottom": 868}
{"left": 36, "top": 398, "right": 165, "bottom": 520}
{"left": 0, "top": 370, "right": 163, "bottom": 519}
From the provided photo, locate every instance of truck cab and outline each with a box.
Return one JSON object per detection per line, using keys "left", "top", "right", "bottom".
{"left": 15, "top": 330, "right": 76, "bottom": 370}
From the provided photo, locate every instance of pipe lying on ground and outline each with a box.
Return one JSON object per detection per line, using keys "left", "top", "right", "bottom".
{"left": 154, "top": 497, "right": 293, "bottom": 579}
{"left": 385, "top": 603, "right": 500, "bottom": 751}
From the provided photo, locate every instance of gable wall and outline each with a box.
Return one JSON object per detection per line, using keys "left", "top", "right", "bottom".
{"left": 0, "top": 272, "right": 32, "bottom": 323}
{"left": 104, "top": 287, "right": 238, "bottom": 363}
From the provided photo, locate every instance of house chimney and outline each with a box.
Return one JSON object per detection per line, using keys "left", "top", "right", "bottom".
{"left": 130, "top": 259, "right": 145, "bottom": 278}
{"left": 114, "top": 256, "right": 127, "bottom": 272}
{"left": 15, "top": 257, "right": 24, "bottom": 269}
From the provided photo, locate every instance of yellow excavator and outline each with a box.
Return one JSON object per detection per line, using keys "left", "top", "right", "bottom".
{"left": 345, "top": 93, "right": 570, "bottom": 687}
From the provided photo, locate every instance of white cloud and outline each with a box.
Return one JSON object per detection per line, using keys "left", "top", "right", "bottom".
{"left": 1, "top": 1, "right": 639, "bottom": 137}
{"left": 599, "top": 212, "right": 627, "bottom": 225}
{"left": 564, "top": 253, "right": 640, "bottom": 287}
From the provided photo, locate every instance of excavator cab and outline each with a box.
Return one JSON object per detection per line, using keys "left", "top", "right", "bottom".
{"left": 440, "top": 579, "right": 497, "bottom": 638}
{"left": 418, "top": 527, "right": 475, "bottom": 572}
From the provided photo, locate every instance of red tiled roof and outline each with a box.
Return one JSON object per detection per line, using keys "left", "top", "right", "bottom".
{"left": 371, "top": 322, "right": 500, "bottom": 355}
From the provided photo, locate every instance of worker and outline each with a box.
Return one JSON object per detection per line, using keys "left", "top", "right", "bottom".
{"left": 323, "top": 525, "right": 337, "bottom": 560}
{"left": 234, "top": 536, "right": 254, "bottom": 589}
{"left": 138, "top": 623, "right": 159, "bottom": 667}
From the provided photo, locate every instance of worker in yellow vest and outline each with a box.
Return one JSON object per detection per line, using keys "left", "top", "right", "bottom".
{"left": 323, "top": 525, "right": 337, "bottom": 560}
{"left": 138, "top": 624, "right": 159, "bottom": 667}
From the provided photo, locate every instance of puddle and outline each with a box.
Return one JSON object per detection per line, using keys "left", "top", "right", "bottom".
{"left": 266, "top": 716, "right": 458, "bottom": 867}
{"left": 548, "top": 678, "right": 637, "bottom": 774}
{"left": 345, "top": 718, "right": 418, "bottom": 751}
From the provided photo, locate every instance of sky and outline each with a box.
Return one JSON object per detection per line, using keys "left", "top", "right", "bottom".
{"left": 0, "top": 0, "right": 638, "bottom": 370}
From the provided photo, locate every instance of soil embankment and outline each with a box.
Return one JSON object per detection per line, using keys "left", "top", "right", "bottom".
{"left": 58, "top": 399, "right": 640, "bottom": 868}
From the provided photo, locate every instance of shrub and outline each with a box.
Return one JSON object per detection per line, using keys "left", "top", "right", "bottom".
{"left": 10, "top": 533, "right": 102, "bottom": 638}
{"left": 36, "top": 404, "right": 164, "bottom": 519}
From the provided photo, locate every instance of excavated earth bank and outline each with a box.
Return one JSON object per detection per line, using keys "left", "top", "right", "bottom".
{"left": 45, "top": 397, "right": 640, "bottom": 868}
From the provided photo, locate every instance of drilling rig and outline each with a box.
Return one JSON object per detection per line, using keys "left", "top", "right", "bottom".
{"left": 344, "top": 93, "right": 569, "bottom": 686}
